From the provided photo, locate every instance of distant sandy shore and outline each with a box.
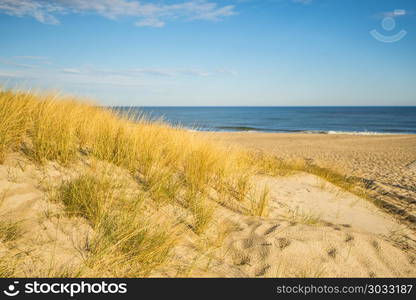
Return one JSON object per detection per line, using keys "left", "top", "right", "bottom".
{"left": 205, "top": 132, "right": 416, "bottom": 223}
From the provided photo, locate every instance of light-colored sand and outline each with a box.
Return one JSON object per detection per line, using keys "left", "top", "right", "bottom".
{"left": 204, "top": 132, "right": 416, "bottom": 223}
{"left": 210, "top": 174, "right": 415, "bottom": 277}
{"left": 205, "top": 132, "right": 416, "bottom": 189}
{"left": 161, "top": 172, "right": 416, "bottom": 277}
{"left": 222, "top": 216, "right": 414, "bottom": 277}
{"left": 260, "top": 173, "right": 405, "bottom": 236}
{"left": 1, "top": 153, "right": 415, "bottom": 277}
{"left": 0, "top": 157, "right": 92, "bottom": 276}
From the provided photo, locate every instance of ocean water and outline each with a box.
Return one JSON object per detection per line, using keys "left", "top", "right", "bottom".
{"left": 114, "top": 106, "right": 416, "bottom": 134}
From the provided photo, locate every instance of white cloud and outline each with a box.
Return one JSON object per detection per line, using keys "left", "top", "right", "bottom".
{"left": 135, "top": 18, "right": 165, "bottom": 28}
{"left": 0, "top": 58, "right": 237, "bottom": 93}
{"left": 62, "top": 68, "right": 81, "bottom": 74}
{"left": 0, "top": 0, "right": 62, "bottom": 24}
{"left": 73, "top": 66, "right": 236, "bottom": 78}
{"left": 379, "top": 9, "right": 409, "bottom": 18}
{"left": 13, "top": 55, "right": 49, "bottom": 60}
{"left": 94, "top": 68, "right": 174, "bottom": 77}
{"left": 0, "top": 0, "right": 237, "bottom": 27}
{"left": 0, "top": 70, "right": 27, "bottom": 78}
{"left": 0, "top": 55, "right": 237, "bottom": 79}
{"left": 216, "top": 68, "right": 238, "bottom": 76}
{"left": 178, "top": 69, "right": 211, "bottom": 77}
{"left": 372, "top": 9, "right": 413, "bottom": 20}
{"left": 0, "top": 57, "right": 36, "bottom": 68}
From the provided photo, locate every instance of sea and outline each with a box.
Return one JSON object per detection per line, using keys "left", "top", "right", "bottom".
{"left": 113, "top": 106, "right": 416, "bottom": 135}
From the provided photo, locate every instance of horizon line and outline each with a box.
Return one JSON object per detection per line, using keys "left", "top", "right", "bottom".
{"left": 108, "top": 105, "right": 416, "bottom": 108}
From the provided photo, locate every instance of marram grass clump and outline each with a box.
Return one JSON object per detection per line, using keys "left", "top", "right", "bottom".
{"left": 54, "top": 172, "right": 175, "bottom": 277}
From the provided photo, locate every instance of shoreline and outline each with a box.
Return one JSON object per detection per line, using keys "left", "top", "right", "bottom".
{"left": 186, "top": 128, "right": 416, "bottom": 135}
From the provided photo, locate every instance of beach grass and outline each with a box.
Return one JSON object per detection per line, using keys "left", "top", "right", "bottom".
{"left": 54, "top": 172, "right": 175, "bottom": 276}
{"left": 0, "top": 220, "right": 22, "bottom": 243}
{"left": 0, "top": 88, "right": 375, "bottom": 276}
{"left": 0, "top": 88, "right": 271, "bottom": 276}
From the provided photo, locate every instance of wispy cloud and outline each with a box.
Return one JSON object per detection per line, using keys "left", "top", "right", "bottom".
{"left": 135, "top": 18, "right": 165, "bottom": 28}
{"left": 0, "top": 52, "right": 237, "bottom": 95}
{"left": 1, "top": 55, "right": 237, "bottom": 79}
{"left": 71, "top": 66, "right": 236, "bottom": 78}
{"left": 0, "top": 0, "right": 62, "bottom": 24}
{"left": 178, "top": 69, "right": 211, "bottom": 77}
{"left": 0, "top": 0, "right": 237, "bottom": 27}
{"left": 1, "top": 60, "right": 237, "bottom": 92}
{"left": 0, "top": 70, "right": 29, "bottom": 78}
{"left": 0, "top": 56, "right": 52, "bottom": 68}
{"left": 62, "top": 68, "right": 82, "bottom": 74}
{"left": 371, "top": 9, "right": 414, "bottom": 21}
{"left": 0, "top": 57, "right": 36, "bottom": 68}
{"left": 376, "top": 9, "right": 411, "bottom": 19}
{"left": 13, "top": 55, "right": 50, "bottom": 60}
{"left": 85, "top": 67, "right": 173, "bottom": 77}
{"left": 216, "top": 68, "right": 238, "bottom": 76}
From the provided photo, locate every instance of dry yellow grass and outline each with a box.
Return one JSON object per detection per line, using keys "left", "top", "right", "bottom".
{"left": 0, "top": 88, "right": 376, "bottom": 277}
{"left": 53, "top": 172, "right": 175, "bottom": 277}
{"left": 0, "top": 90, "right": 32, "bottom": 163}
{"left": 0, "top": 88, "right": 279, "bottom": 276}
{"left": 0, "top": 220, "right": 22, "bottom": 242}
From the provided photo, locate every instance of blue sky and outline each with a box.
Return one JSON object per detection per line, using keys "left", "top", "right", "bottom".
{"left": 0, "top": 0, "right": 415, "bottom": 106}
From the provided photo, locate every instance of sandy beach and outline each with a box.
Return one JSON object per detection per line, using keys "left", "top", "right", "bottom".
{"left": 207, "top": 133, "right": 416, "bottom": 187}
{"left": 207, "top": 132, "right": 416, "bottom": 223}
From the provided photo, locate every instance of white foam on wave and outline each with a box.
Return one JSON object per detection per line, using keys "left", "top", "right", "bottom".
{"left": 326, "top": 131, "right": 395, "bottom": 135}
{"left": 184, "top": 128, "right": 413, "bottom": 135}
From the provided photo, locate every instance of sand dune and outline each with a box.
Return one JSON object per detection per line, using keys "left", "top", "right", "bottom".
{"left": 223, "top": 216, "right": 414, "bottom": 277}
{"left": 0, "top": 158, "right": 91, "bottom": 276}
{"left": 212, "top": 174, "right": 416, "bottom": 277}
{"left": 2, "top": 154, "right": 414, "bottom": 277}
{"left": 260, "top": 173, "right": 408, "bottom": 237}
